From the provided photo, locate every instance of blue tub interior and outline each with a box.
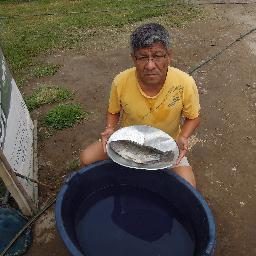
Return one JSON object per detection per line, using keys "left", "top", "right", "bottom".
{"left": 55, "top": 160, "right": 215, "bottom": 256}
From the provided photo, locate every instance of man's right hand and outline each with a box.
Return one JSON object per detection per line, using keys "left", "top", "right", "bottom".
{"left": 100, "top": 127, "right": 115, "bottom": 152}
{"left": 175, "top": 134, "right": 189, "bottom": 165}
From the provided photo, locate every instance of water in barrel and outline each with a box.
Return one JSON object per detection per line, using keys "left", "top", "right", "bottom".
{"left": 75, "top": 185, "right": 195, "bottom": 256}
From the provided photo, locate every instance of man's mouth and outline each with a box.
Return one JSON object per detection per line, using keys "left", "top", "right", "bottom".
{"left": 145, "top": 73, "right": 158, "bottom": 76}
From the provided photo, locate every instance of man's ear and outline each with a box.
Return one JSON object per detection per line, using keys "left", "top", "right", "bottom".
{"left": 167, "top": 49, "right": 172, "bottom": 65}
{"left": 130, "top": 53, "right": 136, "bottom": 64}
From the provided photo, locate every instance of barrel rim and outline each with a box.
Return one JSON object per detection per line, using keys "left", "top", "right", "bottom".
{"left": 55, "top": 159, "right": 216, "bottom": 256}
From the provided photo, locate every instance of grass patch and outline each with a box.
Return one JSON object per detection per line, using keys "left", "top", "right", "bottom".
{"left": 66, "top": 158, "right": 80, "bottom": 171}
{"left": 44, "top": 103, "right": 87, "bottom": 130}
{"left": 0, "top": 0, "right": 201, "bottom": 84}
{"left": 25, "top": 85, "right": 73, "bottom": 111}
{"left": 32, "top": 63, "right": 60, "bottom": 78}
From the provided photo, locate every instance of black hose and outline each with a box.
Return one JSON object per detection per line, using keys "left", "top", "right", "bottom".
{"left": 188, "top": 26, "right": 256, "bottom": 75}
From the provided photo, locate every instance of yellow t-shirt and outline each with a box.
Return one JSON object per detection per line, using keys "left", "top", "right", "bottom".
{"left": 108, "top": 66, "right": 200, "bottom": 139}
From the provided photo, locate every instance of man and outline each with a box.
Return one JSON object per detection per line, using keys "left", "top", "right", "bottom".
{"left": 80, "top": 23, "right": 200, "bottom": 187}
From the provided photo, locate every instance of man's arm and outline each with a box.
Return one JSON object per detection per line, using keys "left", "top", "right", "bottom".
{"left": 105, "top": 111, "right": 120, "bottom": 129}
{"left": 176, "top": 116, "right": 200, "bottom": 164}
{"left": 101, "top": 111, "right": 120, "bottom": 152}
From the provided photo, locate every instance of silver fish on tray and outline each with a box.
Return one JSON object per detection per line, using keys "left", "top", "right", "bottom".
{"left": 109, "top": 140, "right": 174, "bottom": 165}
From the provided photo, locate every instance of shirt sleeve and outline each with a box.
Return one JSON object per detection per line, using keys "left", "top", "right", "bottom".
{"left": 108, "top": 79, "right": 121, "bottom": 114}
{"left": 182, "top": 76, "right": 200, "bottom": 119}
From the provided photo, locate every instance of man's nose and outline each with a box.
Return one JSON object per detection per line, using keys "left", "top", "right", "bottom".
{"left": 145, "top": 58, "right": 157, "bottom": 69}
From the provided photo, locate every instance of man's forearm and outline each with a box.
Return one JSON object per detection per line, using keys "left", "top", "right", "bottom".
{"left": 106, "top": 111, "right": 120, "bottom": 129}
{"left": 180, "top": 117, "right": 200, "bottom": 138}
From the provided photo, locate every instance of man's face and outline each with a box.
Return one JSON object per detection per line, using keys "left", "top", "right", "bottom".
{"left": 131, "top": 42, "right": 171, "bottom": 87}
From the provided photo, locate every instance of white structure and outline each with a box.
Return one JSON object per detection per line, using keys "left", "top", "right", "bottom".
{"left": 0, "top": 48, "right": 37, "bottom": 215}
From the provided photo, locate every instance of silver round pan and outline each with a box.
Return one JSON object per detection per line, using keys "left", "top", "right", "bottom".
{"left": 106, "top": 125, "right": 179, "bottom": 170}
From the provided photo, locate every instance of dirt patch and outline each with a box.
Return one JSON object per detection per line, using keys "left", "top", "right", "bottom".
{"left": 25, "top": 3, "right": 256, "bottom": 256}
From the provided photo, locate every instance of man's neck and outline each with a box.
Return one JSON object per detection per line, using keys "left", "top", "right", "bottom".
{"left": 139, "top": 83, "right": 164, "bottom": 97}
{"left": 136, "top": 70, "right": 167, "bottom": 97}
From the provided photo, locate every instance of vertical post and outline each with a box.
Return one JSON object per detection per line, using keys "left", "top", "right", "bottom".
{"left": 0, "top": 150, "right": 36, "bottom": 216}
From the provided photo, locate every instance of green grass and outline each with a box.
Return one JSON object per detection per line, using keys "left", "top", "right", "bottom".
{"left": 25, "top": 85, "right": 73, "bottom": 111}
{"left": 32, "top": 63, "right": 60, "bottom": 78}
{"left": 0, "top": 0, "right": 201, "bottom": 84}
{"left": 66, "top": 158, "right": 80, "bottom": 171}
{"left": 43, "top": 103, "right": 87, "bottom": 130}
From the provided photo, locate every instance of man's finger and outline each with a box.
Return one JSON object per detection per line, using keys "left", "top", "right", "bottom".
{"left": 102, "top": 138, "right": 107, "bottom": 153}
{"left": 176, "top": 149, "right": 187, "bottom": 165}
{"left": 101, "top": 131, "right": 107, "bottom": 137}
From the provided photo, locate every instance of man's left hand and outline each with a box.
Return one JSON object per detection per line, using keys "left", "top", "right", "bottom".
{"left": 175, "top": 135, "right": 189, "bottom": 165}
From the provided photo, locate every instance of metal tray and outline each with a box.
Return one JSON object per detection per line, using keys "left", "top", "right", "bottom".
{"left": 106, "top": 125, "right": 179, "bottom": 170}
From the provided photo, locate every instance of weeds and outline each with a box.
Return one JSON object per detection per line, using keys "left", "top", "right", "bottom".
{"left": 25, "top": 85, "right": 72, "bottom": 111}
{"left": 43, "top": 103, "right": 87, "bottom": 130}
{"left": 32, "top": 64, "right": 60, "bottom": 78}
{"left": 66, "top": 158, "right": 80, "bottom": 171}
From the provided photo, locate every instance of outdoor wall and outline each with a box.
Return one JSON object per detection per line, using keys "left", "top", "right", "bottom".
{"left": 0, "top": 47, "right": 37, "bottom": 203}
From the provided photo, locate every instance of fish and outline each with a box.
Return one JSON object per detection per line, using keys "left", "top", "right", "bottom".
{"left": 109, "top": 140, "right": 174, "bottom": 165}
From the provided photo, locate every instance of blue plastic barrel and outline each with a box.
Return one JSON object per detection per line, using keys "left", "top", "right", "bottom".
{"left": 55, "top": 160, "right": 216, "bottom": 256}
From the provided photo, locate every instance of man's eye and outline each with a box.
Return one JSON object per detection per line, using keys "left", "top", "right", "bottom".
{"left": 154, "top": 55, "right": 164, "bottom": 59}
{"left": 138, "top": 56, "right": 148, "bottom": 60}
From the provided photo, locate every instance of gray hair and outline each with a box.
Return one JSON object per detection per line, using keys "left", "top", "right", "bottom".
{"left": 130, "top": 23, "right": 171, "bottom": 52}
